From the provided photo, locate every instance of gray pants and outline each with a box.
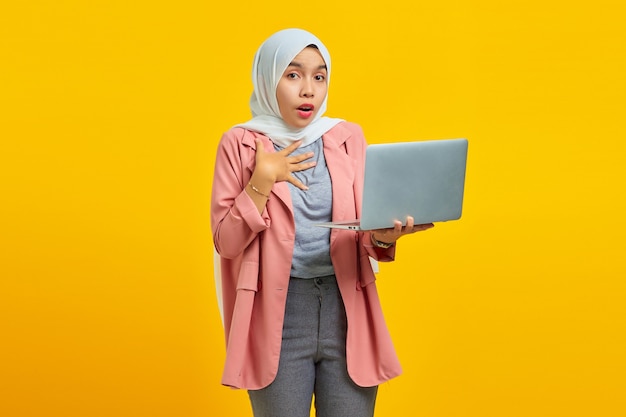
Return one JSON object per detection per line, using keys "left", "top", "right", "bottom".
{"left": 248, "top": 275, "right": 378, "bottom": 417}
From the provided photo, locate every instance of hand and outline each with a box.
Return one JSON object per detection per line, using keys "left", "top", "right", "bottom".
{"left": 253, "top": 139, "right": 316, "bottom": 191}
{"left": 371, "top": 216, "right": 434, "bottom": 245}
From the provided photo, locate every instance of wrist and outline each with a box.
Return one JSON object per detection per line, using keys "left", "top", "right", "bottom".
{"left": 248, "top": 174, "right": 274, "bottom": 197}
{"left": 248, "top": 182, "right": 270, "bottom": 199}
{"left": 371, "top": 233, "right": 394, "bottom": 249}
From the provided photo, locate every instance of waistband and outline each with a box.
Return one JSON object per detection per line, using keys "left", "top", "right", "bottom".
{"left": 288, "top": 274, "right": 338, "bottom": 293}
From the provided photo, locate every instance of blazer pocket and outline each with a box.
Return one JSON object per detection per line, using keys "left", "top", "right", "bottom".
{"left": 237, "top": 261, "right": 260, "bottom": 291}
{"left": 359, "top": 272, "right": 377, "bottom": 288}
{"left": 358, "top": 253, "right": 377, "bottom": 288}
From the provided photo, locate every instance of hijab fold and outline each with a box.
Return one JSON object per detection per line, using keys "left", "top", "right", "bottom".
{"left": 235, "top": 28, "right": 343, "bottom": 148}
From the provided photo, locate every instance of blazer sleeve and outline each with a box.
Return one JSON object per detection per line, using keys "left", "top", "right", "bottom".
{"left": 211, "top": 128, "right": 270, "bottom": 259}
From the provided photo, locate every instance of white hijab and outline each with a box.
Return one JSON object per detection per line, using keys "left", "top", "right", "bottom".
{"left": 236, "top": 28, "right": 343, "bottom": 148}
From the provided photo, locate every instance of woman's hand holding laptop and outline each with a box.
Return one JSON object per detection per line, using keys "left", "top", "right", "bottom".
{"left": 370, "top": 216, "right": 434, "bottom": 248}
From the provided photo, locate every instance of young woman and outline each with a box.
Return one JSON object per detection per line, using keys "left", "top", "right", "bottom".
{"left": 211, "top": 28, "right": 433, "bottom": 417}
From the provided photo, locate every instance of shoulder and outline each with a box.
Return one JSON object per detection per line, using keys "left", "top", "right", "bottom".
{"left": 324, "top": 120, "right": 367, "bottom": 148}
{"left": 218, "top": 127, "right": 266, "bottom": 151}
{"left": 327, "top": 120, "right": 365, "bottom": 137}
{"left": 220, "top": 127, "right": 255, "bottom": 143}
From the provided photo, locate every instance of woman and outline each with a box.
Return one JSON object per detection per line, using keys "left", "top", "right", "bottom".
{"left": 211, "top": 28, "right": 433, "bottom": 417}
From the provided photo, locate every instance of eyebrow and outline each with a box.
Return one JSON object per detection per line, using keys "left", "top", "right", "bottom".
{"left": 287, "top": 61, "right": 327, "bottom": 71}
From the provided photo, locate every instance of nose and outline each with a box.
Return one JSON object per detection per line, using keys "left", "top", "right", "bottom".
{"left": 301, "top": 79, "right": 314, "bottom": 98}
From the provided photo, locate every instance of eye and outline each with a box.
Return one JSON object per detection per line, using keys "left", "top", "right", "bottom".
{"left": 314, "top": 75, "right": 326, "bottom": 81}
{"left": 286, "top": 72, "right": 299, "bottom": 79}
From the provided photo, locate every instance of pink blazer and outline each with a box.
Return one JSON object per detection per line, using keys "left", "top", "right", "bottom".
{"left": 211, "top": 121, "right": 402, "bottom": 389}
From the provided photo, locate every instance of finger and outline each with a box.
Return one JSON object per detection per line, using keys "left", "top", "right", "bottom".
{"left": 287, "top": 175, "right": 309, "bottom": 191}
{"left": 405, "top": 216, "right": 415, "bottom": 230}
{"left": 280, "top": 140, "right": 303, "bottom": 155}
{"left": 254, "top": 140, "right": 267, "bottom": 166}
{"left": 290, "top": 161, "right": 317, "bottom": 173}
{"left": 288, "top": 151, "right": 315, "bottom": 164}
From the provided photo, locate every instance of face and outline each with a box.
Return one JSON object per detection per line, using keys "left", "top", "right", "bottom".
{"left": 276, "top": 47, "right": 328, "bottom": 129}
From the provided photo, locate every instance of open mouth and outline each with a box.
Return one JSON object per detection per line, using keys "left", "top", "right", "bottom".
{"left": 297, "top": 104, "right": 315, "bottom": 119}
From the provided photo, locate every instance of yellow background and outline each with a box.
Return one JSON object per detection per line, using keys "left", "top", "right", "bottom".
{"left": 1, "top": 1, "right": 625, "bottom": 416}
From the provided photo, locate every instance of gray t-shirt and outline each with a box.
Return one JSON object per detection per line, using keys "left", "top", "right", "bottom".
{"left": 275, "top": 138, "right": 334, "bottom": 278}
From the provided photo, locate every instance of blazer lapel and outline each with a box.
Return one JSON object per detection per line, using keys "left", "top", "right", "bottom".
{"left": 322, "top": 123, "right": 356, "bottom": 224}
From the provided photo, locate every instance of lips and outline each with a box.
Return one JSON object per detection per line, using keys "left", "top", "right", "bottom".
{"left": 297, "top": 103, "right": 315, "bottom": 119}
{"left": 297, "top": 103, "right": 315, "bottom": 112}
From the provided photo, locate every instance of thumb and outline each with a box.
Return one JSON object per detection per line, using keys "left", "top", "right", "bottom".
{"left": 255, "top": 138, "right": 265, "bottom": 154}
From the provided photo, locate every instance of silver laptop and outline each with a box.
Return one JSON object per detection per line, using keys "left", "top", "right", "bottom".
{"left": 316, "top": 138, "right": 468, "bottom": 230}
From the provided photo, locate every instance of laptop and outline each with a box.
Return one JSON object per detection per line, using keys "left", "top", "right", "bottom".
{"left": 315, "top": 138, "right": 468, "bottom": 231}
